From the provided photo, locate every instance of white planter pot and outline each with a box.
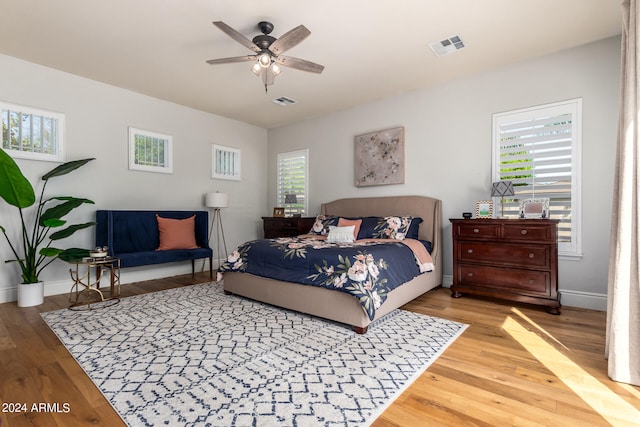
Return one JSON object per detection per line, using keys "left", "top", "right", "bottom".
{"left": 17, "top": 281, "right": 44, "bottom": 307}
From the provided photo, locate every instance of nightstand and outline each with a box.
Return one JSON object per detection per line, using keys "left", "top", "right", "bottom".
{"left": 262, "top": 216, "right": 316, "bottom": 238}
{"left": 449, "top": 218, "right": 561, "bottom": 314}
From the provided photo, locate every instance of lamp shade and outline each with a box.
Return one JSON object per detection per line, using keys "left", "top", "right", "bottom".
{"left": 284, "top": 194, "right": 298, "bottom": 204}
{"left": 205, "top": 192, "right": 229, "bottom": 208}
{"left": 491, "top": 181, "right": 514, "bottom": 197}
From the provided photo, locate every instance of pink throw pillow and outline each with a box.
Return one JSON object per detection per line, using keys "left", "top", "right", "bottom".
{"left": 156, "top": 215, "right": 199, "bottom": 250}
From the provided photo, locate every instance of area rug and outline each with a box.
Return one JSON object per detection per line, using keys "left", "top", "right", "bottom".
{"left": 42, "top": 282, "right": 467, "bottom": 426}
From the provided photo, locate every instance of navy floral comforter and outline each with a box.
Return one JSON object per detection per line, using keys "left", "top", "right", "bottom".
{"left": 218, "top": 236, "right": 433, "bottom": 320}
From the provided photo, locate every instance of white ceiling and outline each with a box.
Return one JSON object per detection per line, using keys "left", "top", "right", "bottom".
{"left": 0, "top": 1, "right": 621, "bottom": 129}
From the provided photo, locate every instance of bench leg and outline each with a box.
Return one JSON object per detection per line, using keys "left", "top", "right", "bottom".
{"left": 209, "top": 256, "right": 214, "bottom": 281}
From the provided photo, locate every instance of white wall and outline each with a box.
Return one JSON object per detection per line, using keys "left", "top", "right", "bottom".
{"left": 268, "top": 36, "right": 621, "bottom": 310}
{"left": 0, "top": 54, "right": 268, "bottom": 302}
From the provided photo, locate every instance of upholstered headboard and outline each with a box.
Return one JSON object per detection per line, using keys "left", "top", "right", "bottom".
{"left": 320, "top": 195, "right": 442, "bottom": 273}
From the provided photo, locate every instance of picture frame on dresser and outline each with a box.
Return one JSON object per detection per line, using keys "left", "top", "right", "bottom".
{"left": 519, "top": 198, "right": 549, "bottom": 218}
{"left": 273, "top": 207, "right": 285, "bottom": 217}
{"left": 475, "top": 200, "right": 493, "bottom": 218}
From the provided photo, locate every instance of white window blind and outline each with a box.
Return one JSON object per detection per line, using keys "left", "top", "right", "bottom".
{"left": 492, "top": 98, "right": 582, "bottom": 256}
{"left": 277, "top": 149, "right": 308, "bottom": 216}
{"left": 1, "top": 101, "right": 64, "bottom": 162}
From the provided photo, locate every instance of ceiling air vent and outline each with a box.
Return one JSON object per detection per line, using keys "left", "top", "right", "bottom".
{"left": 429, "top": 36, "right": 465, "bottom": 57}
{"left": 273, "top": 96, "right": 296, "bottom": 106}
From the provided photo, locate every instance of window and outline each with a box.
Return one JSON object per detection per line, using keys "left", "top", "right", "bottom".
{"left": 211, "top": 144, "right": 241, "bottom": 181}
{"left": 277, "top": 149, "right": 308, "bottom": 216}
{"left": 492, "top": 98, "right": 582, "bottom": 257}
{"left": 1, "top": 101, "right": 65, "bottom": 162}
{"left": 128, "top": 127, "right": 173, "bottom": 174}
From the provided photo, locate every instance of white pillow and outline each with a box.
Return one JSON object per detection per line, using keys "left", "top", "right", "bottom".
{"left": 326, "top": 225, "right": 356, "bottom": 243}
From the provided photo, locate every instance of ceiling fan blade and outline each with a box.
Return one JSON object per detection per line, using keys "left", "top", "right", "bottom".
{"left": 206, "top": 55, "right": 256, "bottom": 65}
{"left": 268, "top": 25, "right": 311, "bottom": 55}
{"left": 276, "top": 55, "right": 324, "bottom": 73}
{"left": 212, "top": 21, "right": 261, "bottom": 53}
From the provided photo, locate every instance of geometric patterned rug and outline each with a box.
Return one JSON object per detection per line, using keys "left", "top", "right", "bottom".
{"left": 41, "top": 282, "right": 467, "bottom": 426}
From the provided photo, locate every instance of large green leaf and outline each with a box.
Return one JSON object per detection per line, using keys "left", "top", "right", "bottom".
{"left": 49, "top": 222, "right": 96, "bottom": 240}
{"left": 57, "top": 247, "right": 90, "bottom": 262}
{"left": 0, "top": 148, "right": 36, "bottom": 208}
{"left": 39, "top": 247, "right": 63, "bottom": 257}
{"left": 39, "top": 198, "right": 95, "bottom": 226}
{"left": 42, "top": 158, "right": 95, "bottom": 180}
{"left": 42, "top": 219, "right": 66, "bottom": 228}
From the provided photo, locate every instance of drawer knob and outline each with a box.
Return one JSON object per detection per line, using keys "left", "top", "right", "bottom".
{"left": 521, "top": 229, "right": 528, "bottom": 235}
{"left": 473, "top": 228, "right": 480, "bottom": 233}
{"left": 529, "top": 279, "right": 535, "bottom": 284}
{"left": 467, "top": 272, "right": 474, "bottom": 277}
{"left": 467, "top": 249, "right": 474, "bottom": 254}
{"left": 529, "top": 253, "right": 534, "bottom": 258}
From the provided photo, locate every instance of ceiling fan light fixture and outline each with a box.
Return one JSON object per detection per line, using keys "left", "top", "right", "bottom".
{"left": 251, "top": 62, "right": 262, "bottom": 76}
{"left": 271, "top": 63, "right": 282, "bottom": 76}
{"left": 258, "top": 52, "right": 272, "bottom": 68}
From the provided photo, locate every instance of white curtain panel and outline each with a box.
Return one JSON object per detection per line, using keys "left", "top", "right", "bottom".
{"left": 606, "top": 0, "right": 640, "bottom": 386}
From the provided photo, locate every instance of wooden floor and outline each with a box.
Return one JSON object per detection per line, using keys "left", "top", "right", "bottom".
{"left": 1, "top": 273, "right": 639, "bottom": 427}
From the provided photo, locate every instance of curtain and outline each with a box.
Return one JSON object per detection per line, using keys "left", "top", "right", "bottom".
{"left": 606, "top": 0, "right": 640, "bottom": 386}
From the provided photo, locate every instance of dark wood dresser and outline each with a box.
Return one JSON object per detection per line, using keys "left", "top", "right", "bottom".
{"left": 262, "top": 216, "right": 316, "bottom": 238}
{"left": 449, "top": 218, "right": 561, "bottom": 314}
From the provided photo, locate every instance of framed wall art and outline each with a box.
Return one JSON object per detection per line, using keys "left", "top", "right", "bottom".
{"left": 475, "top": 200, "right": 493, "bottom": 218}
{"left": 354, "top": 126, "right": 405, "bottom": 187}
{"left": 519, "top": 198, "right": 549, "bottom": 218}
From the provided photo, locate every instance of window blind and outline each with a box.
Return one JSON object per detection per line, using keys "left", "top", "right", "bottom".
{"left": 277, "top": 149, "right": 308, "bottom": 216}
{"left": 493, "top": 99, "right": 582, "bottom": 256}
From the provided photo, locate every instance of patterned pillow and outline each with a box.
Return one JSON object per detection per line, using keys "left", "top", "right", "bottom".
{"left": 308, "top": 215, "right": 339, "bottom": 235}
{"left": 356, "top": 216, "right": 416, "bottom": 240}
{"left": 406, "top": 217, "right": 423, "bottom": 239}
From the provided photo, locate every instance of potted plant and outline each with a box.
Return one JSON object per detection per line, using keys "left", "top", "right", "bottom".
{"left": 0, "top": 148, "right": 95, "bottom": 307}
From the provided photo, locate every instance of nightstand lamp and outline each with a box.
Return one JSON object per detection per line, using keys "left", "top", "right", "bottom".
{"left": 205, "top": 191, "right": 228, "bottom": 271}
{"left": 285, "top": 194, "right": 299, "bottom": 217}
{"left": 491, "top": 181, "right": 514, "bottom": 218}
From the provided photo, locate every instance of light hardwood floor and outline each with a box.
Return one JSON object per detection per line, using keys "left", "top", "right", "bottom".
{"left": 1, "top": 273, "right": 639, "bottom": 426}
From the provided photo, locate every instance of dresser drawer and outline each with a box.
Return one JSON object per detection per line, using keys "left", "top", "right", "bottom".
{"left": 263, "top": 218, "right": 297, "bottom": 231}
{"left": 502, "top": 223, "right": 555, "bottom": 242}
{"left": 454, "top": 223, "right": 500, "bottom": 239}
{"left": 457, "top": 265, "right": 550, "bottom": 296}
{"left": 457, "top": 242, "right": 550, "bottom": 268}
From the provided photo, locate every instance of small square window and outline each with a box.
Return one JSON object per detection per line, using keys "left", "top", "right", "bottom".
{"left": 1, "top": 101, "right": 65, "bottom": 162}
{"left": 128, "top": 127, "right": 173, "bottom": 174}
{"left": 211, "top": 144, "right": 241, "bottom": 181}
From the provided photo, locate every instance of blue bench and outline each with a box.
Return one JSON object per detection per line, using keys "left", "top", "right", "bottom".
{"left": 95, "top": 210, "right": 213, "bottom": 279}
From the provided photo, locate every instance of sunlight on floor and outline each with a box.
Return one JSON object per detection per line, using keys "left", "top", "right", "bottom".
{"left": 502, "top": 310, "right": 640, "bottom": 426}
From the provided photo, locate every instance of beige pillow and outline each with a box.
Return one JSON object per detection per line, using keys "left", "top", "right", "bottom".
{"left": 326, "top": 225, "right": 356, "bottom": 243}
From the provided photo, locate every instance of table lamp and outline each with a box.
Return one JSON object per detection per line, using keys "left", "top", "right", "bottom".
{"left": 284, "top": 194, "right": 298, "bottom": 216}
{"left": 491, "top": 181, "right": 514, "bottom": 218}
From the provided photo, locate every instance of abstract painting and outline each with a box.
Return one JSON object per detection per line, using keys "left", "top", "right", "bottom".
{"left": 354, "top": 126, "right": 405, "bottom": 187}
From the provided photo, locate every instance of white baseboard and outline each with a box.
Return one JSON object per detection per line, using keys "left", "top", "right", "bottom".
{"left": 0, "top": 262, "right": 200, "bottom": 304}
{"left": 558, "top": 289, "right": 607, "bottom": 311}
{"left": 439, "top": 274, "right": 606, "bottom": 311}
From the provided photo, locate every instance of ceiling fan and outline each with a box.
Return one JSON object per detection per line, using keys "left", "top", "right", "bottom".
{"left": 206, "top": 21, "right": 324, "bottom": 92}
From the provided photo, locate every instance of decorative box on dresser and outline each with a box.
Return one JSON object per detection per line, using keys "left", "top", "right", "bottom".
{"left": 449, "top": 218, "right": 561, "bottom": 314}
{"left": 262, "top": 216, "right": 316, "bottom": 238}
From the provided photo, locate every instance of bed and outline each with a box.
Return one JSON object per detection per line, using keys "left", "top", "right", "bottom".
{"left": 221, "top": 195, "right": 442, "bottom": 333}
